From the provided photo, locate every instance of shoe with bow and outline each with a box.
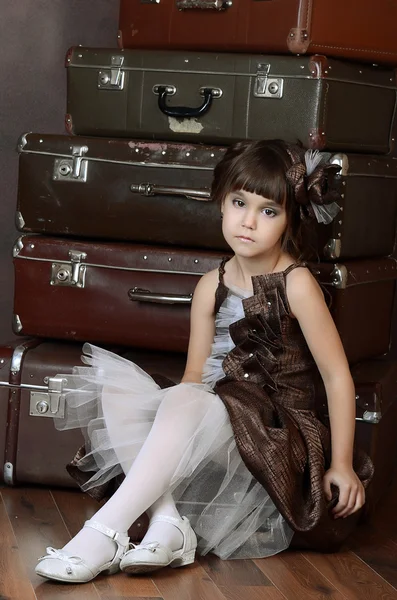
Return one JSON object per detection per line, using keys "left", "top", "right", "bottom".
{"left": 35, "top": 520, "right": 129, "bottom": 583}
{"left": 120, "top": 515, "right": 197, "bottom": 574}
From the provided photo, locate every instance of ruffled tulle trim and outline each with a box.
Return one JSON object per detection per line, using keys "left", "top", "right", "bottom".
{"left": 54, "top": 343, "right": 293, "bottom": 560}
{"left": 202, "top": 286, "right": 250, "bottom": 388}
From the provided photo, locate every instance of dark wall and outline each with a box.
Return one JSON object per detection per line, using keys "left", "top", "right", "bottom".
{"left": 0, "top": 0, "right": 119, "bottom": 344}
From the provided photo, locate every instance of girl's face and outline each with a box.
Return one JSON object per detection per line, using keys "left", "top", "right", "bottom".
{"left": 221, "top": 189, "right": 287, "bottom": 258}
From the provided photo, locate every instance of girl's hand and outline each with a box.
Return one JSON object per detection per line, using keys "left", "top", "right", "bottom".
{"left": 323, "top": 466, "right": 365, "bottom": 519}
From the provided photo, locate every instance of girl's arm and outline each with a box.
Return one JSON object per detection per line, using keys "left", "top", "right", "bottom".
{"left": 181, "top": 269, "right": 218, "bottom": 384}
{"left": 286, "top": 267, "right": 365, "bottom": 519}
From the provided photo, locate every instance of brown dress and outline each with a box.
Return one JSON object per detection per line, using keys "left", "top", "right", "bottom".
{"left": 214, "top": 258, "right": 374, "bottom": 551}
{"left": 66, "top": 258, "right": 373, "bottom": 553}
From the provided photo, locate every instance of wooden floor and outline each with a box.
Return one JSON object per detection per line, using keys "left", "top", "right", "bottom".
{"left": 1, "top": 478, "right": 397, "bottom": 600}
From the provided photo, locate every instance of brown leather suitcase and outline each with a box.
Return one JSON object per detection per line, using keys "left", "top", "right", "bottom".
{"left": 12, "top": 236, "right": 224, "bottom": 352}
{"left": 0, "top": 339, "right": 186, "bottom": 487}
{"left": 314, "top": 259, "right": 397, "bottom": 365}
{"left": 316, "top": 358, "right": 397, "bottom": 516}
{"left": 118, "top": 0, "right": 397, "bottom": 66}
{"left": 17, "top": 133, "right": 227, "bottom": 251}
{"left": 66, "top": 48, "right": 397, "bottom": 154}
{"left": 16, "top": 133, "right": 397, "bottom": 260}
{"left": 12, "top": 236, "right": 397, "bottom": 364}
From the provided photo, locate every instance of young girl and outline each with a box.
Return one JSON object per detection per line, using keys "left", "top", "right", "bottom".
{"left": 35, "top": 139, "right": 373, "bottom": 583}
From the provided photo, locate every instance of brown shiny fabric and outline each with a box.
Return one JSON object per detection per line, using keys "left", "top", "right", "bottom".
{"left": 215, "top": 258, "right": 374, "bottom": 551}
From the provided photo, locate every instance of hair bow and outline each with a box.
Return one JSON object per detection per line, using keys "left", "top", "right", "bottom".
{"left": 286, "top": 149, "right": 342, "bottom": 224}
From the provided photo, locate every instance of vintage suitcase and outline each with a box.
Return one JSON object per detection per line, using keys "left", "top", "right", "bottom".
{"left": 316, "top": 358, "right": 397, "bottom": 516}
{"left": 0, "top": 339, "right": 186, "bottom": 487}
{"left": 12, "top": 235, "right": 397, "bottom": 364}
{"left": 17, "top": 133, "right": 227, "bottom": 251}
{"left": 66, "top": 48, "right": 397, "bottom": 154}
{"left": 314, "top": 259, "right": 397, "bottom": 365}
{"left": 16, "top": 133, "right": 397, "bottom": 260}
{"left": 12, "top": 236, "right": 225, "bottom": 352}
{"left": 118, "top": 0, "right": 397, "bottom": 66}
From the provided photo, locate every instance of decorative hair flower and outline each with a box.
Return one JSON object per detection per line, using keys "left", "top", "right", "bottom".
{"left": 286, "top": 147, "right": 342, "bottom": 224}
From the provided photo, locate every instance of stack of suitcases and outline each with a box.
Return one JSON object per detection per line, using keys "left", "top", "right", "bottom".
{"left": 2, "top": 0, "right": 397, "bottom": 523}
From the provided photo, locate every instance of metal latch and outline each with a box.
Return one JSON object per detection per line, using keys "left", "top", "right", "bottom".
{"left": 30, "top": 376, "right": 67, "bottom": 418}
{"left": 254, "top": 64, "right": 283, "bottom": 98}
{"left": 98, "top": 56, "right": 125, "bottom": 90}
{"left": 50, "top": 250, "right": 87, "bottom": 288}
{"left": 53, "top": 145, "right": 88, "bottom": 182}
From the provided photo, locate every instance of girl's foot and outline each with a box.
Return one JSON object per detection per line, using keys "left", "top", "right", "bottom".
{"left": 35, "top": 520, "right": 129, "bottom": 583}
{"left": 120, "top": 515, "right": 197, "bottom": 574}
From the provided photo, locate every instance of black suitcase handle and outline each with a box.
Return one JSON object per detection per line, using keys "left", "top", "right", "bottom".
{"left": 156, "top": 86, "right": 220, "bottom": 119}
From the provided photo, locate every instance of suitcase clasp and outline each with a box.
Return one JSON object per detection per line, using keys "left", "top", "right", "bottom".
{"left": 50, "top": 250, "right": 87, "bottom": 288}
{"left": 29, "top": 377, "right": 67, "bottom": 418}
{"left": 254, "top": 64, "right": 283, "bottom": 99}
{"left": 53, "top": 145, "right": 88, "bottom": 183}
{"left": 98, "top": 56, "right": 125, "bottom": 90}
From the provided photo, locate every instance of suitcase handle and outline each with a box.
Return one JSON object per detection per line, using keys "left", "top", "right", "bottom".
{"left": 128, "top": 287, "right": 193, "bottom": 305}
{"left": 156, "top": 86, "right": 219, "bottom": 119}
{"left": 176, "top": 0, "right": 232, "bottom": 9}
{"left": 130, "top": 183, "right": 211, "bottom": 201}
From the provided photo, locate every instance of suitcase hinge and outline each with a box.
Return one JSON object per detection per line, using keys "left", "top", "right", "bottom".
{"left": 50, "top": 250, "right": 87, "bottom": 288}
{"left": 254, "top": 64, "right": 283, "bottom": 99}
{"left": 53, "top": 145, "right": 88, "bottom": 183}
{"left": 98, "top": 56, "right": 125, "bottom": 90}
{"left": 29, "top": 376, "right": 67, "bottom": 418}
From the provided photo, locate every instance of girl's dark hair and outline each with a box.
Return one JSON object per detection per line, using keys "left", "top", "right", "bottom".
{"left": 211, "top": 139, "right": 316, "bottom": 260}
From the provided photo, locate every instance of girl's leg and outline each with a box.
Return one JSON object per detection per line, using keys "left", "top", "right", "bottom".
{"left": 62, "top": 384, "right": 209, "bottom": 565}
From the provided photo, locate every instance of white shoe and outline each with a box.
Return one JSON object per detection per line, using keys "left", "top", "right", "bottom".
{"left": 120, "top": 515, "right": 197, "bottom": 574}
{"left": 35, "top": 520, "right": 129, "bottom": 583}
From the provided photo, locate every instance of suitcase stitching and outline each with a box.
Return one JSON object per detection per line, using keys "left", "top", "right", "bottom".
{"left": 309, "top": 44, "right": 397, "bottom": 57}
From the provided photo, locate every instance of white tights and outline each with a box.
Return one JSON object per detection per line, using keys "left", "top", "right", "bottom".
{"left": 63, "top": 384, "right": 211, "bottom": 566}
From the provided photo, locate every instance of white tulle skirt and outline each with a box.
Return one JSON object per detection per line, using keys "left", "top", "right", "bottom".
{"left": 55, "top": 344, "right": 293, "bottom": 559}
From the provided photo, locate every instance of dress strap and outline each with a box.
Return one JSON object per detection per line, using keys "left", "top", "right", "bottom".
{"left": 214, "top": 257, "right": 231, "bottom": 315}
{"left": 218, "top": 256, "right": 231, "bottom": 284}
{"left": 283, "top": 261, "right": 307, "bottom": 276}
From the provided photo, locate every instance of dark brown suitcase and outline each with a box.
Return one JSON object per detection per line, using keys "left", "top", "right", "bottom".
{"left": 12, "top": 236, "right": 224, "bottom": 352}
{"left": 118, "top": 0, "right": 397, "bottom": 66}
{"left": 0, "top": 339, "right": 186, "bottom": 487}
{"left": 12, "top": 235, "right": 397, "bottom": 364}
{"left": 313, "top": 259, "right": 397, "bottom": 365}
{"left": 66, "top": 48, "right": 397, "bottom": 154}
{"left": 16, "top": 133, "right": 397, "bottom": 260}
{"left": 316, "top": 358, "right": 397, "bottom": 516}
{"left": 17, "top": 133, "right": 226, "bottom": 251}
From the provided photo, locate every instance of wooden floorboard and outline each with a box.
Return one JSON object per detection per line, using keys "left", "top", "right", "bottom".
{"left": 302, "top": 549, "right": 397, "bottom": 599}
{"left": 1, "top": 477, "right": 397, "bottom": 600}
{"left": 0, "top": 492, "right": 37, "bottom": 600}
{"left": 200, "top": 554, "right": 288, "bottom": 600}
{"left": 254, "top": 551, "right": 347, "bottom": 599}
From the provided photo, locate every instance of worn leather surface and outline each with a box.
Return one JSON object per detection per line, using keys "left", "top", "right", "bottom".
{"left": 67, "top": 49, "right": 396, "bottom": 153}
{"left": 119, "top": 0, "right": 397, "bottom": 65}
